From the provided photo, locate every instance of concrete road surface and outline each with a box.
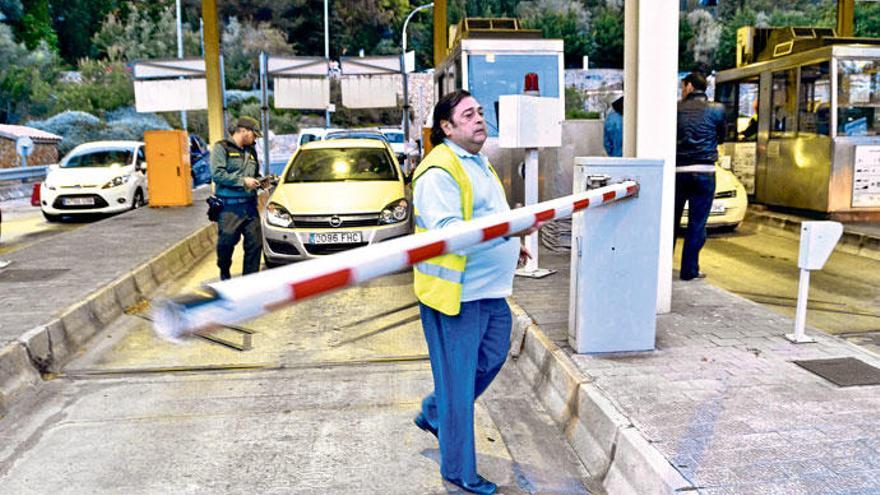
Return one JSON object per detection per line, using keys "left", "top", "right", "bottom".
{"left": 0, "top": 248, "right": 596, "bottom": 494}
{"left": 0, "top": 198, "right": 87, "bottom": 256}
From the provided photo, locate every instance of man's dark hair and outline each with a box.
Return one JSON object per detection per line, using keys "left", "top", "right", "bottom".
{"left": 611, "top": 96, "right": 623, "bottom": 114}
{"left": 430, "top": 90, "right": 472, "bottom": 147}
{"left": 683, "top": 72, "right": 707, "bottom": 92}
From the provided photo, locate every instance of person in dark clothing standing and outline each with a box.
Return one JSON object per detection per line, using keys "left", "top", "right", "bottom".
{"left": 674, "top": 72, "right": 727, "bottom": 280}
{"left": 210, "top": 116, "right": 264, "bottom": 281}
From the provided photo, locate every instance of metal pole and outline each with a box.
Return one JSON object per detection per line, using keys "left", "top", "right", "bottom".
{"left": 786, "top": 268, "right": 816, "bottom": 343}
{"left": 260, "top": 51, "right": 271, "bottom": 176}
{"left": 837, "top": 0, "right": 855, "bottom": 37}
{"left": 201, "top": 0, "right": 225, "bottom": 145}
{"left": 176, "top": 0, "right": 187, "bottom": 131}
{"left": 324, "top": 0, "right": 331, "bottom": 128}
{"left": 400, "top": 3, "right": 434, "bottom": 144}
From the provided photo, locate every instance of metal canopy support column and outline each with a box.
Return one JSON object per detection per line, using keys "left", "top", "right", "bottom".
{"left": 202, "top": 0, "right": 225, "bottom": 145}
{"left": 433, "top": 0, "right": 447, "bottom": 68}
{"left": 624, "top": 0, "right": 679, "bottom": 314}
{"left": 837, "top": 0, "right": 855, "bottom": 38}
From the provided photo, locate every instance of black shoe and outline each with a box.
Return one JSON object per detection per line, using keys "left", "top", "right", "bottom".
{"left": 414, "top": 413, "right": 438, "bottom": 439}
{"left": 681, "top": 272, "right": 706, "bottom": 281}
{"left": 220, "top": 271, "right": 231, "bottom": 281}
{"left": 443, "top": 475, "right": 497, "bottom": 495}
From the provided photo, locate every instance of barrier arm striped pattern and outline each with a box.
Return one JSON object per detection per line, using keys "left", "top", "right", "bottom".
{"left": 152, "top": 180, "right": 639, "bottom": 342}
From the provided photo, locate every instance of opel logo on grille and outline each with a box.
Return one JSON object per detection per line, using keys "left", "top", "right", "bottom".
{"left": 329, "top": 216, "right": 343, "bottom": 228}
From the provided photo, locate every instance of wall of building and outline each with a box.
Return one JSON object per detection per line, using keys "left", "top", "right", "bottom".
{"left": 483, "top": 119, "right": 606, "bottom": 206}
{"left": 0, "top": 139, "right": 59, "bottom": 168}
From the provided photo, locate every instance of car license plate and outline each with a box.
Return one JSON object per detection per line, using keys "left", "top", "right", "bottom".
{"left": 710, "top": 201, "right": 726, "bottom": 214}
{"left": 63, "top": 197, "right": 95, "bottom": 206}
{"left": 309, "top": 231, "right": 362, "bottom": 244}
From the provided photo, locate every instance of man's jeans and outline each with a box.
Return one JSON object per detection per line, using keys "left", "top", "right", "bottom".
{"left": 674, "top": 172, "right": 716, "bottom": 280}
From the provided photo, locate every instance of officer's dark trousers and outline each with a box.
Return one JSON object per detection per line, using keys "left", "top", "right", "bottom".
{"left": 673, "top": 172, "right": 716, "bottom": 280}
{"left": 216, "top": 200, "right": 262, "bottom": 280}
{"left": 419, "top": 298, "right": 511, "bottom": 484}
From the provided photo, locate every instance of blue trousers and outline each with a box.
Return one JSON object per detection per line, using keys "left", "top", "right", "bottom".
{"left": 419, "top": 298, "right": 511, "bottom": 484}
{"left": 673, "top": 172, "right": 716, "bottom": 280}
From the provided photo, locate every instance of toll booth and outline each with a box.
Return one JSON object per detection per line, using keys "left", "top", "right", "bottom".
{"left": 433, "top": 18, "right": 565, "bottom": 138}
{"left": 715, "top": 27, "right": 880, "bottom": 219}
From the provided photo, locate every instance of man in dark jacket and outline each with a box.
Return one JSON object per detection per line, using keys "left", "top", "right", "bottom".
{"left": 211, "top": 116, "right": 263, "bottom": 280}
{"left": 674, "top": 72, "right": 727, "bottom": 280}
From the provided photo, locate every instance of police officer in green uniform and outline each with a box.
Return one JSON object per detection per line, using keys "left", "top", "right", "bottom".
{"left": 210, "top": 116, "right": 263, "bottom": 280}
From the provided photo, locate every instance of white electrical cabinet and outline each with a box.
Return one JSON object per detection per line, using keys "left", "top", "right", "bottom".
{"left": 497, "top": 94, "right": 563, "bottom": 149}
{"left": 568, "top": 158, "right": 664, "bottom": 354}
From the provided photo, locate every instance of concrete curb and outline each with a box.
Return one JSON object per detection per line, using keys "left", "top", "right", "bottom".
{"left": 507, "top": 299, "right": 694, "bottom": 495}
{"left": 746, "top": 210, "right": 880, "bottom": 261}
{"left": 0, "top": 222, "right": 217, "bottom": 414}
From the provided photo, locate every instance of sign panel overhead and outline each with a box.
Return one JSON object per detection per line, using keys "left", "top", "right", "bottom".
{"left": 340, "top": 75, "right": 399, "bottom": 109}
{"left": 268, "top": 56, "right": 329, "bottom": 77}
{"left": 133, "top": 59, "right": 206, "bottom": 79}
{"left": 274, "top": 77, "right": 331, "bottom": 110}
{"left": 134, "top": 79, "right": 208, "bottom": 112}
{"left": 340, "top": 56, "right": 402, "bottom": 76}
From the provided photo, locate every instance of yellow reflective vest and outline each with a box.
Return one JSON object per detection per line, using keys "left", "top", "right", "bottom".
{"left": 412, "top": 143, "right": 502, "bottom": 316}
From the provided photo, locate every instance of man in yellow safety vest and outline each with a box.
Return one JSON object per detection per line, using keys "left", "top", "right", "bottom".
{"left": 411, "top": 90, "right": 534, "bottom": 495}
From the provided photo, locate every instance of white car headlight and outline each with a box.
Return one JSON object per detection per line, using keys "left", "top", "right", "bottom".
{"left": 379, "top": 199, "right": 409, "bottom": 224}
{"left": 102, "top": 175, "right": 130, "bottom": 189}
{"left": 266, "top": 202, "right": 293, "bottom": 228}
{"left": 43, "top": 180, "right": 56, "bottom": 191}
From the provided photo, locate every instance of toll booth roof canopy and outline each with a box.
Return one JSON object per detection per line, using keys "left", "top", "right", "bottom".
{"left": 0, "top": 125, "right": 62, "bottom": 143}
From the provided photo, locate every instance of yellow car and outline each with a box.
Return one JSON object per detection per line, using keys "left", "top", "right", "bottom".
{"left": 681, "top": 164, "right": 748, "bottom": 230}
{"left": 262, "top": 138, "right": 411, "bottom": 266}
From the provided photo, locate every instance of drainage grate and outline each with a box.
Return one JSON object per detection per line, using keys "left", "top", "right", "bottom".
{"left": 794, "top": 357, "right": 880, "bottom": 387}
{"left": 0, "top": 268, "right": 69, "bottom": 283}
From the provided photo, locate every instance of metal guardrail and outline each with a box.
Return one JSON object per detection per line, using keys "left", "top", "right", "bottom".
{"left": 0, "top": 166, "right": 48, "bottom": 182}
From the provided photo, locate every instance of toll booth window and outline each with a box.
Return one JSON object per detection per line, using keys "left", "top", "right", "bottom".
{"left": 798, "top": 62, "right": 831, "bottom": 136}
{"left": 717, "top": 80, "right": 759, "bottom": 142}
{"left": 837, "top": 59, "right": 880, "bottom": 136}
{"left": 467, "top": 54, "right": 560, "bottom": 137}
{"left": 770, "top": 69, "right": 798, "bottom": 137}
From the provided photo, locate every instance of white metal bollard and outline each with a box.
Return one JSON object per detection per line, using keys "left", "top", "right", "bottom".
{"left": 786, "top": 221, "right": 843, "bottom": 344}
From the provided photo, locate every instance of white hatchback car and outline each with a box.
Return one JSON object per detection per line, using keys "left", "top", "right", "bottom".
{"left": 40, "top": 141, "right": 148, "bottom": 221}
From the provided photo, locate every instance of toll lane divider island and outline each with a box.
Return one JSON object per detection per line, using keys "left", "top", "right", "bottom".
{"left": 152, "top": 180, "right": 640, "bottom": 342}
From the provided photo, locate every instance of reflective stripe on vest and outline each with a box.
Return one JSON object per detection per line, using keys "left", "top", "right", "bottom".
{"left": 415, "top": 262, "right": 464, "bottom": 284}
{"left": 411, "top": 143, "right": 503, "bottom": 316}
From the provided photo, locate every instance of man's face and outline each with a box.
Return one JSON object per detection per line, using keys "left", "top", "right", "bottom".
{"left": 441, "top": 96, "right": 487, "bottom": 153}
{"left": 237, "top": 128, "right": 257, "bottom": 146}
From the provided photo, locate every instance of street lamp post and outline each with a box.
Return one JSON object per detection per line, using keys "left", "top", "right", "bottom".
{"left": 324, "top": 0, "right": 331, "bottom": 128}
{"left": 401, "top": 3, "right": 434, "bottom": 145}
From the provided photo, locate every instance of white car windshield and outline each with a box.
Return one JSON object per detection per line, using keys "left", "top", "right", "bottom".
{"left": 62, "top": 149, "right": 133, "bottom": 169}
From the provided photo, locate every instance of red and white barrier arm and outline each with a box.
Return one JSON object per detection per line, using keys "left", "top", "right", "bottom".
{"left": 152, "top": 180, "right": 639, "bottom": 342}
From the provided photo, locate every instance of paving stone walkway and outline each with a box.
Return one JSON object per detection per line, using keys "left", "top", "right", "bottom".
{"left": 513, "top": 251, "right": 880, "bottom": 494}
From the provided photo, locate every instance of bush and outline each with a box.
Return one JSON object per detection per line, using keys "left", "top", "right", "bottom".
{"left": 103, "top": 108, "right": 171, "bottom": 141}
{"left": 27, "top": 111, "right": 105, "bottom": 154}
{"left": 28, "top": 108, "right": 171, "bottom": 154}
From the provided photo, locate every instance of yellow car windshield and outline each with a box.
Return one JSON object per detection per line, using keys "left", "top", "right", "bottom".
{"left": 286, "top": 148, "right": 398, "bottom": 183}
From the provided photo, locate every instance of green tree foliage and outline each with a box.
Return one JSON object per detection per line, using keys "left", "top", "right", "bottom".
{"left": 0, "top": 22, "right": 60, "bottom": 122}
{"left": 92, "top": 4, "right": 182, "bottom": 61}
{"left": 51, "top": 0, "right": 120, "bottom": 63}
{"left": 222, "top": 17, "right": 293, "bottom": 88}
{"left": 517, "top": 0, "right": 593, "bottom": 68}
{"left": 13, "top": 0, "right": 56, "bottom": 49}
{"left": 589, "top": 4, "right": 624, "bottom": 69}
{"left": 0, "top": 0, "right": 23, "bottom": 22}
{"left": 32, "top": 59, "right": 134, "bottom": 117}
